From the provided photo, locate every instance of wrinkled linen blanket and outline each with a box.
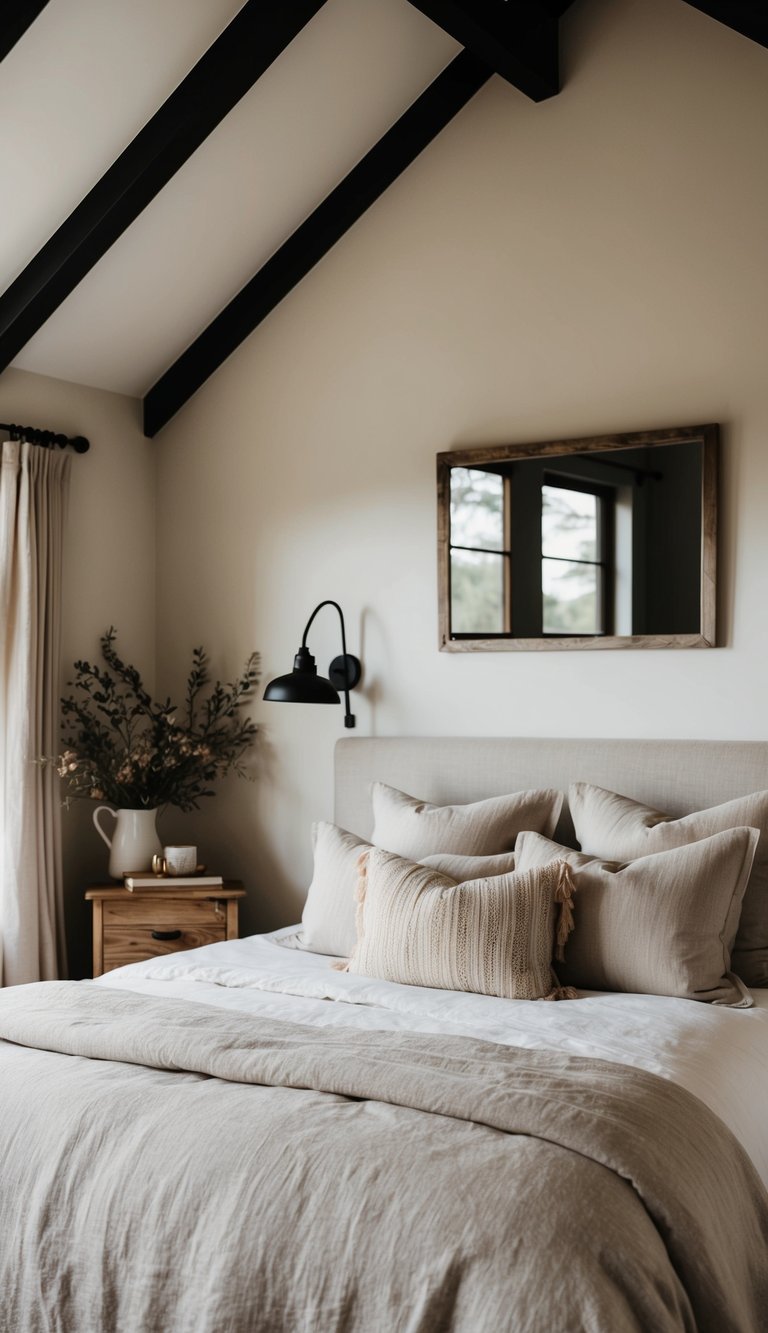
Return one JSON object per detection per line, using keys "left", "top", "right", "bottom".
{"left": 1, "top": 982, "right": 767, "bottom": 1333}
{"left": 95, "top": 929, "right": 768, "bottom": 1188}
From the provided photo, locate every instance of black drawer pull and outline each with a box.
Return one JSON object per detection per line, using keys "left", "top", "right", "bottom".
{"left": 151, "top": 929, "right": 182, "bottom": 941}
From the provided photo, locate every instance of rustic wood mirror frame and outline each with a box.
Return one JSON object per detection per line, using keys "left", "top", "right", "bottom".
{"left": 437, "top": 424, "right": 718, "bottom": 652}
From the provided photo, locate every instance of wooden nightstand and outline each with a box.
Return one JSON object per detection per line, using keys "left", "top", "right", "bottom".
{"left": 85, "top": 883, "right": 245, "bottom": 978}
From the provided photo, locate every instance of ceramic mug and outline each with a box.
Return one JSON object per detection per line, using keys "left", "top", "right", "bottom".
{"left": 163, "top": 845, "right": 198, "bottom": 876}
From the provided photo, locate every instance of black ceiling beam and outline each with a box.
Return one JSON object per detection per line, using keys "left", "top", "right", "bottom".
{"left": 143, "top": 50, "right": 492, "bottom": 437}
{"left": 0, "top": 0, "right": 327, "bottom": 373}
{"left": 681, "top": 2, "right": 768, "bottom": 49}
{"left": 1, "top": 1, "right": 49, "bottom": 63}
{"left": 405, "top": 0, "right": 559, "bottom": 100}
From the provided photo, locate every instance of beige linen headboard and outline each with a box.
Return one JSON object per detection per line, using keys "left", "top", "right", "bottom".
{"left": 335, "top": 737, "right": 768, "bottom": 846}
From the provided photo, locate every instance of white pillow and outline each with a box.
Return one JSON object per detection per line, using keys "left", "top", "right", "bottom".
{"left": 299, "top": 822, "right": 518, "bottom": 959}
{"left": 371, "top": 783, "right": 563, "bottom": 860}
{"left": 342, "top": 847, "right": 576, "bottom": 1001}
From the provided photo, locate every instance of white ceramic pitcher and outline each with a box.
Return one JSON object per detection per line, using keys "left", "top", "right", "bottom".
{"left": 93, "top": 807, "right": 162, "bottom": 879}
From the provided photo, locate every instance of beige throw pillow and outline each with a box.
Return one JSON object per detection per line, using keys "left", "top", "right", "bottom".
{"left": 422, "top": 851, "right": 518, "bottom": 880}
{"left": 343, "top": 847, "right": 577, "bottom": 1001}
{"left": 569, "top": 783, "right": 768, "bottom": 986}
{"left": 515, "top": 828, "right": 759, "bottom": 1007}
{"left": 299, "top": 822, "right": 517, "bottom": 959}
{"left": 371, "top": 783, "right": 563, "bottom": 860}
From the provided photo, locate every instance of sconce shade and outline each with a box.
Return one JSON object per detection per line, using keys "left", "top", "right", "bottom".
{"left": 263, "top": 647, "right": 340, "bottom": 705}
{"left": 263, "top": 601, "right": 361, "bottom": 728}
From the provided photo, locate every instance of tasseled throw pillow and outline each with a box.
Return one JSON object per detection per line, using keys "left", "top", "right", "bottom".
{"left": 340, "top": 847, "right": 577, "bottom": 1002}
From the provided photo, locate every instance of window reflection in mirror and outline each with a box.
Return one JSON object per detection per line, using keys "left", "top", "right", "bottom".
{"left": 541, "top": 483, "right": 603, "bottom": 635}
{"left": 439, "top": 426, "right": 717, "bottom": 651}
{"left": 449, "top": 469, "right": 506, "bottom": 634}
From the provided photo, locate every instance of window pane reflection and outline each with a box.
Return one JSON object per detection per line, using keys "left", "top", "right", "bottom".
{"left": 451, "top": 550, "right": 505, "bottom": 633}
{"left": 542, "top": 485, "right": 597, "bottom": 562}
{"left": 450, "top": 468, "right": 504, "bottom": 551}
{"left": 542, "top": 559, "right": 598, "bottom": 634}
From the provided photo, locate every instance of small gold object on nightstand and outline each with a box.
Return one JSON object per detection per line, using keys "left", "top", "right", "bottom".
{"left": 85, "top": 882, "right": 245, "bottom": 978}
{"left": 151, "top": 852, "right": 207, "bottom": 877}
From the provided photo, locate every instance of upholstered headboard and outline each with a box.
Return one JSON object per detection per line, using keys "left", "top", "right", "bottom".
{"left": 335, "top": 737, "right": 768, "bottom": 847}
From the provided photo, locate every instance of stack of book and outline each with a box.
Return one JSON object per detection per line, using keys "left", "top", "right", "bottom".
{"left": 123, "top": 872, "right": 224, "bottom": 891}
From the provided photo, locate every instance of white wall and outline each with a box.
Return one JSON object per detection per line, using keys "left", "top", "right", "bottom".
{"left": 143, "top": 0, "right": 768, "bottom": 932}
{"left": 0, "top": 367, "right": 155, "bottom": 975}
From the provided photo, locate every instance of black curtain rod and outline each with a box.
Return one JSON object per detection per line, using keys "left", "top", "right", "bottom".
{"left": 0, "top": 421, "right": 89, "bottom": 452}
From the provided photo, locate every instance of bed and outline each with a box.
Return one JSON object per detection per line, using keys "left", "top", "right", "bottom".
{"left": 1, "top": 736, "right": 768, "bottom": 1332}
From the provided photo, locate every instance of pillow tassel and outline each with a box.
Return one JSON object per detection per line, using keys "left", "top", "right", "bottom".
{"left": 331, "top": 851, "right": 370, "bottom": 973}
{"left": 544, "top": 975, "right": 580, "bottom": 1001}
{"left": 554, "top": 860, "right": 576, "bottom": 962}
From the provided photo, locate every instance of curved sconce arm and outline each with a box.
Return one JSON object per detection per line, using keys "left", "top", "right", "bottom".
{"left": 263, "top": 599, "right": 362, "bottom": 729}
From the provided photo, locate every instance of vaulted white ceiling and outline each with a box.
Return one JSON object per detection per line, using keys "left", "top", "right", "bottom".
{"left": 2, "top": 0, "right": 458, "bottom": 396}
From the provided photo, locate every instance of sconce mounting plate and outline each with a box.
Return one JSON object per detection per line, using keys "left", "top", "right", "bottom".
{"left": 329, "top": 654, "right": 362, "bottom": 691}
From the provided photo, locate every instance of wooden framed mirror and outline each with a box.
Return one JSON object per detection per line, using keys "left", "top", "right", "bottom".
{"left": 437, "top": 424, "right": 718, "bottom": 652}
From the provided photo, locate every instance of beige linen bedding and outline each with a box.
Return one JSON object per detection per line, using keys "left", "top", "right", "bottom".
{"left": 0, "top": 983, "right": 767, "bottom": 1333}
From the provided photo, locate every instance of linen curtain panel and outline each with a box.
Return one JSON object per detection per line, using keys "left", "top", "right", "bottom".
{"left": 0, "top": 440, "right": 70, "bottom": 985}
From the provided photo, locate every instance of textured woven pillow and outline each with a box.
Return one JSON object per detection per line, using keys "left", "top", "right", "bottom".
{"left": 299, "top": 822, "right": 518, "bottom": 958}
{"left": 371, "top": 783, "right": 563, "bottom": 860}
{"left": 569, "top": 783, "right": 768, "bottom": 987}
{"left": 342, "top": 846, "right": 576, "bottom": 1001}
{"left": 515, "top": 828, "right": 759, "bottom": 1007}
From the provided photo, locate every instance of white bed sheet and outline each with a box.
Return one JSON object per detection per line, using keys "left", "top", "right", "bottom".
{"left": 94, "top": 929, "right": 768, "bottom": 1188}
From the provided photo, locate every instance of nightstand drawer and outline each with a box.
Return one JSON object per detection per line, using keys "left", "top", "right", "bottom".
{"left": 103, "top": 898, "right": 225, "bottom": 928}
{"left": 102, "top": 923, "right": 226, "bottom": 972}
{"left": 86, "top": 881, "right": 245, "bottom": 978}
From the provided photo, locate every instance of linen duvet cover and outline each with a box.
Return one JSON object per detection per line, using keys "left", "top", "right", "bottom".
{"left": 1, "top": 931, "right": 767, "bottom": 1333}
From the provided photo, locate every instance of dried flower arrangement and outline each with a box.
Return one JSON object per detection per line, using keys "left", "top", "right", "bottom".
{"left": 50, "top": 629, "right": 259, "bottom": 811}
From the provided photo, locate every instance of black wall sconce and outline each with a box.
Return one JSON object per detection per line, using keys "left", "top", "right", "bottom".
{"left": 263, "top": 600, "right": 362, "bottom": 728}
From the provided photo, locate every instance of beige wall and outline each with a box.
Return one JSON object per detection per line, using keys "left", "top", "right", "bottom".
{"left": 15, "top": 0, "right": 762, "bottom": 942}
{"left": 0, "top": 367, "right": 155, "bottom": 975}
{"left": 149, "top": 0, "right": 767, "bottom": 933}
{"left": 154, "top": 0, "right": 768, "bottom": 932}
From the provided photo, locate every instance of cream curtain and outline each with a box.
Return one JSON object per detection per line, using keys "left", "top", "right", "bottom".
{"left": 0, "top": 440, "right": 70, "bottom": 985}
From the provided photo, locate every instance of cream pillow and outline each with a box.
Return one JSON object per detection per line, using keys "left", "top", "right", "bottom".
{"left": 423, "top": 850, "right": 518, "bottom": 879}
{"left": 371, "top": 783, "right": 563, "bottom": 860}
{"left": 515, "top": 828, "right": 758, "bottom": 1007}
{"left": 342, "top": 846, "right": 576, "bottom": 1001}
{"left": 569, "top": 783, "right": 768, "bottom": 987}
{"left": 299, "top": 822, "right": 517, "bottom": 959}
